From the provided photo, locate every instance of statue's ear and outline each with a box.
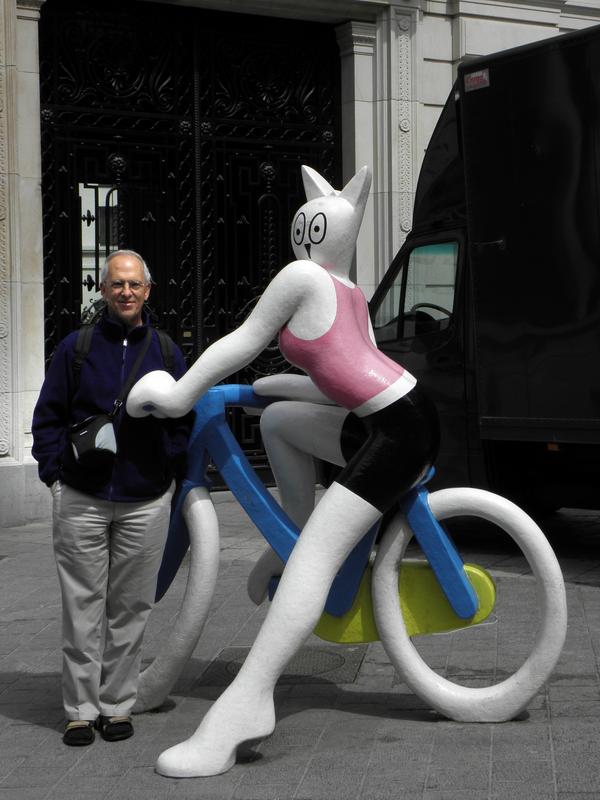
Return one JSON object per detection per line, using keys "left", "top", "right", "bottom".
{"left": 301, "top": 165, "right": 337, "bottom": 201}
{"left": 339, "top": 166, "right": 371, "bottom": 215}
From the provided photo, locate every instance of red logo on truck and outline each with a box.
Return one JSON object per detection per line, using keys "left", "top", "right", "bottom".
{"left": 464, "top": 68, "right": 490, "bottom": 92}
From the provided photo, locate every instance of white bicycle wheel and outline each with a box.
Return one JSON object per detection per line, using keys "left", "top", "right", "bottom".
{"left": 372, "top": 487, "right": 567, "bottom": 722}
{"left": 134, "top": 487, "right": 220, "bottom": 713}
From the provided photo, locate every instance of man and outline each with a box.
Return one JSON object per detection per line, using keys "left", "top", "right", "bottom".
{"left": 32, "top": 250, "right": 193, "bottom": 746}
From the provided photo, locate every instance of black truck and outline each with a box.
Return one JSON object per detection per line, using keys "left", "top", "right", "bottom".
{"left": 369, "top": 24, "right": 600, "bottom": 512}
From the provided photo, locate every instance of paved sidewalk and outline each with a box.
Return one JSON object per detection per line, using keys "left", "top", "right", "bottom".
{"left": 1, "top": 495, "right": 600, "bottom": 800}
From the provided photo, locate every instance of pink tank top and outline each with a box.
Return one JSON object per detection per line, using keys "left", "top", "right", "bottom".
{"left": 279, "top": 276, "right": 409, "bottom": 411}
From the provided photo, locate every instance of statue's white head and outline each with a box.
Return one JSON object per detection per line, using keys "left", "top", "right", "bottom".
{"left": 291, "top": 165, "right": 371, "bottom": 276}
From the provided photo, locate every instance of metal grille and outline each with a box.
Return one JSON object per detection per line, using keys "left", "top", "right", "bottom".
{"left": 39, "top": 0, "right": 341, "bottom": 466}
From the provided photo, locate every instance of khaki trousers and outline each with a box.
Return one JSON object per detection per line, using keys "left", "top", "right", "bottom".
{"left": 51, "top": 480, "right": 174, "bottom": 720}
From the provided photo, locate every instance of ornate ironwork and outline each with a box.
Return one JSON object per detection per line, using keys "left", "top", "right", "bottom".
{"left": 40, "top": 0, "right": 341, "bottom": 467}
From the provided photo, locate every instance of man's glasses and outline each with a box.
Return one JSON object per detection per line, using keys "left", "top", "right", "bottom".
{"left": 107, "top": 280, "right": 147, "bottom": 293}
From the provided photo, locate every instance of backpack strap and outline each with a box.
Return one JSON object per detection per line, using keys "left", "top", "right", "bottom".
{"left": 156, "top": 328, "right": 176, "bottom": 376}
{"left": 72, "top": 324, "right": 95, "bottom": 391}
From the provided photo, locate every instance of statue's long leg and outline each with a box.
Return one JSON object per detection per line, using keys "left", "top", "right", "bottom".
{"left": 156, "top": 481, "right": 381, "bottom": 777}
{"left": 247, "top": 401, "right": 347, "bottom": 604}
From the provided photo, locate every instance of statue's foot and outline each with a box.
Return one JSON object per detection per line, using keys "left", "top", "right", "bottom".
{"left": 155, "top": 689, "right": 276, "bottom": 778}
{"left": 247, "top": 548, "right": 284, "bottom": 605}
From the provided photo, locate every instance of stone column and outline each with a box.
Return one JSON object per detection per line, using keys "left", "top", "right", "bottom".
{"left": 0, "top": 0, "right": 47, "bottom": 526}
{"left": 391, "top": 6, "right": 419, "bottom": 257}
{"left": 336, "top": 20, "right": 378, "bottom": 297}
{"left": 336, "top": 9, "right": 419, "bottom": 297}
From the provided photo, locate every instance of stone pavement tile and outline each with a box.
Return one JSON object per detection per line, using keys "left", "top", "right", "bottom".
{"left": 168, "top": 770, "right": 240, "bottom": 800}
{"left": 492, "top": 757, "right": 554, "bottom": 785}
{"left": 0, "top": 682, "right": 61, "bottom": 711}
{"left": 317, "top": 713, "right": 382, "bottom": 751}
{"left": 294, "top": 750, "right": 373, "bottom": 800}
{"left": 277, "top": 689, "right": 340, "bottom": 715}
{"left": 356, "top": 657, "right": 396, "bottom": 678}
{"left": 337, "top": 688, "right": 432, "bottom": 716}
{"left": 549, "top": 684, "right": 600, "bottom": 701}
{"left": 554, "top": 752, "right": 600, "bottom": 794}
{"left": 268, "top": 707, "right": 331, "bottom": 747}
{"left": 551, "top": 699, "right": 600, "bottom": 717}
{"left": 0, "top": 789, "right": 48, "bottom": 800}
{"left": 425, "top": 759, "right": 491, "bottom": 793}
{"left": 0, "top": 619, "right": 51, "bottom": 640}
{"left": 363, "top": 755, "right": 430, "bottom": 792}
{"left": 361, "top": 784, "right": 423, "bottom": 800}
{"left": 492, "top": 793, "right": 555, "bottom": 800}
{"left": 232, "top": 780, "right": 303, "bottom": 799}
{"left": 77, "top": 739, "right": 156, "bottom": 774}
{"left": 426, "top": 742, "right": 491, "bottom": 794}
{"left": 286, "top": 681, "right": 340, "bottom": 700}
{"left": 0, "top": 755, "right": 24, "bottom": 781}
{"left": 352, "top": 671, "right": 397, "bottom": 692}
{"left": 0, "top": 721, "right": 56, "bottom": 758}
{"left": 422, "top": 789, "right": 492, "bottom": 800}
{"left": 558, "top": 795, "right": 600, "bottom": 799}
{"left": 0, "top": 698, "right": 62, "bottom": 729}
{"left": 0, "top": 655, "right": 61, "bottom": 688}
{"left": 423, "top": 794, "right": 491, "bottom": 800}
{"left": 550, "top": 666, "right": 598, "bottom": 684}
{"left": 236, "top": 742, "right": 314, "bottom": 787}
{"left": 491, "top": 722, "right": 551, "bottom": 758}
{"left": 1, "top": 756, "right": 86, "bottom": 790}
{"left": 0, "top": 670, "right": 59, "bottom": 695}
{"left": 44, "top": 775, "right": 121, "bottom": 800}
{"left": 102, "top": 766, "right": 177, "bottom": 800}
{"left": 551, "top": 718, "right": 600, "bottom": 747}
{"left": 376, "top": 716, "right": 435, "bottom": 743}
{"left": 4, "top": 506, "right": 600, "bottom": 799}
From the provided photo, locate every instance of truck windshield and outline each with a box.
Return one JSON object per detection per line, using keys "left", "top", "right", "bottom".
{"left": 373, "top": 241, "right": 458, "bottom": 342}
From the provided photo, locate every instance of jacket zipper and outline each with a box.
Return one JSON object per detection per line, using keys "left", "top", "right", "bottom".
{"left": 120, "top": 337, "right": 128, "bottom": 384}
{"left": 108, "top": 337, "right": 128, "bottom": 502}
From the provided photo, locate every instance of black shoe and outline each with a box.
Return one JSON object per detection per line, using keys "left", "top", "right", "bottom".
{"left": 63, "top": 720, "right": 96, "bottom": 746}
{"left": 97, "top": 715, "right": 134, "bottom": 742}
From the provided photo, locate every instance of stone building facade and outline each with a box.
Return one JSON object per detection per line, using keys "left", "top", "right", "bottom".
{"left": 2, "top": 0, "right": 600, "bottom": 525}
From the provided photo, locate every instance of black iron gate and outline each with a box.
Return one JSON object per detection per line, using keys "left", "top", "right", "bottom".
{"left": 39, "top": 0, "right": 341, "bottom": 465}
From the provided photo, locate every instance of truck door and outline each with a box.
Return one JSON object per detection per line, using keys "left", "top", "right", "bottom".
{"left": 369, "top": 230, "right": 470, "bottom": 488}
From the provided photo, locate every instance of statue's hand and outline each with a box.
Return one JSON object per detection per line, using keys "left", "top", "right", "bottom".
{"left": 127, "top": 371, "right": 177, "bottom": 418}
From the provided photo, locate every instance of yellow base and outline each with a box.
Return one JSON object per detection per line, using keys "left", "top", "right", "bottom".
{"left": 313, "top": 560, "right": 496, "bottom": 644}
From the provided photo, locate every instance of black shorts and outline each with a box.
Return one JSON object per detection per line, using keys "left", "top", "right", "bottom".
{"left": 337, "top": 384, "right": 440, "bottom": 514}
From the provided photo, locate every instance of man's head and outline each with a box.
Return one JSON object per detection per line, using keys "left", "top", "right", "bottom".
{"left": 100, "top": 250, "right": 152, "bottom": 330}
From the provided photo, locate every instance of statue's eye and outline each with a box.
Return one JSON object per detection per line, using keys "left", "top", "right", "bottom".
{"left": 293, "top": 213, "right": 306, "bottom": 246}
{"left": 309, "top": 213, "right": 327, "bottom": 245}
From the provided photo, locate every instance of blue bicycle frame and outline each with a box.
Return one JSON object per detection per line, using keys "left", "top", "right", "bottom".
{"left": 156, "top": 385, "right": 479, "bottom": 620}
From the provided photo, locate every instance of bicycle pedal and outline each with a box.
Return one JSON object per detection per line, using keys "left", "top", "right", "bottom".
{"left": 313, "top": 561, "right": 496, "bottom": 644}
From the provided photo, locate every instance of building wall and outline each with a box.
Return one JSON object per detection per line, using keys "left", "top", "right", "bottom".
{"left": 0, "top": 0, "right": 48, "bottom": 526}
{"left": 2, "top": 0, "right": 600, "bottom": 525}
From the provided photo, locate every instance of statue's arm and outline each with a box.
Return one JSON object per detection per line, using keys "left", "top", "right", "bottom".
{"left": 253, "top": 374, "right": 336, "bottom": 405}
{"left": 127, "top": 261, "right": 321, "bottom": 418}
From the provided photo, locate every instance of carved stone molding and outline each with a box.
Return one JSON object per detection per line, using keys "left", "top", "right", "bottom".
{"left": 336, "top": 21, "right": 376, "bottom": 59}
{"left": 394, "top": 9, "right": 416, "bottom": 236}
{"left": 335, "top": 19, "right": 377, "bottom": 287}
{"left": 16, "top": 0, "right": 46, "bottom": 20}
{"left": 0, "top": 0, "right": 9, "bottom": 457}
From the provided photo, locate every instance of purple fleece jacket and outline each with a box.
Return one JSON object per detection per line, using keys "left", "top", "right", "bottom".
{"left": 32, "top": 311, "right": 194, "bottom": 502}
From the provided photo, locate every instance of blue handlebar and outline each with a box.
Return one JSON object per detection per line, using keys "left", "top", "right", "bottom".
{"left": 196, "top": 384, "right": 273, "bottom": 417}
{"left": 212, "top": 384, "right": 272, "bottom": 408}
